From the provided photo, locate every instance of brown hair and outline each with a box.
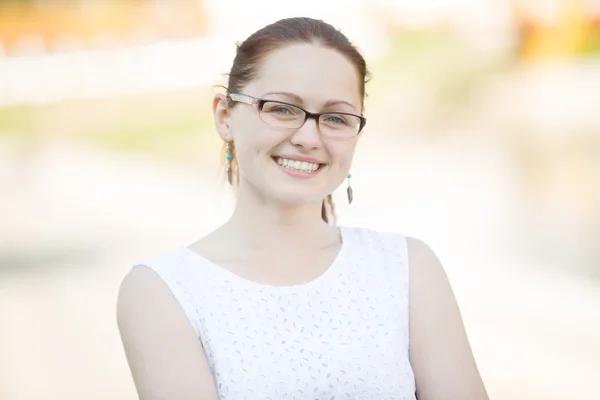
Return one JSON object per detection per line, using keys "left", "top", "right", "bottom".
{"left": 222, "top": 17, "right": 369, "bottom": 224}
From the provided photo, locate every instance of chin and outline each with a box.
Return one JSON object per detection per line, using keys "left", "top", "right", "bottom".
{"left": 270, "top": 190, "right": 325, "bottom": 206}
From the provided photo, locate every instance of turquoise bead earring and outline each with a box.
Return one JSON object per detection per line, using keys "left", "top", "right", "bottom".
{"left": 346, "top": 173, "right": 353, "bottom": 204}
{"left": 225, "top": 142, "right": 233, "bottom": 185}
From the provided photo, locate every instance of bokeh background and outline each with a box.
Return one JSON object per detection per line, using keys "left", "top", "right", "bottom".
{"left": 1, "top": 0, "right": 599, "bottom": 399}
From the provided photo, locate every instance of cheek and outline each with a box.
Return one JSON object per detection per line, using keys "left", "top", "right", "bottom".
{"left": 328, "top": 140, "right": 358, "bottom": 168}
{"left": 232, "top": 124, "right": 280, "bottom": 165}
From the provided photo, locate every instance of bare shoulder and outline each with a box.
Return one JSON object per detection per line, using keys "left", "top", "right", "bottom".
{"left": 117, "top": 266, "right": 218, "bottom": 400}
{"left": 405, "top": 237, "right": 452, "bottom": 292}
{"left": 117, "top": 265, "right": 186, "bottom": 329}
{"left": 406, "top": 236, "right": 442, "bottom": 275}
{"left": 118, "top": 264, "right": 169, "bottom": 306}
{"left": 405, "top": 236, "right": 489, "bottom": 400}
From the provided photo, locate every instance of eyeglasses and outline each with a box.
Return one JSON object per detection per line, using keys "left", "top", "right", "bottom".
{"left": 228, "top": 93, "right": 366, "bottom": 139}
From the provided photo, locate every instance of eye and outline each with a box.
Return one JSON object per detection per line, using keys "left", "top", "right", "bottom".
{"left": 273, "top": 107, "right": 292, "bottom": 115}
{"left": 262, "top": 102, "right": 300, "bottom": 116}
{"left": 323, "top": 114, "right": 348, "bottom": 125}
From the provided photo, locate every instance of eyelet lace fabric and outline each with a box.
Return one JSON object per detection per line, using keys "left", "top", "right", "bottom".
{"left": 134, "top": 226, "right": 416, "bottom": 399}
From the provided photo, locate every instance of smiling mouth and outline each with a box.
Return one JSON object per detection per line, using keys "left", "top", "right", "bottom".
{"left": 272, "top": 156, "right": 325, "bottom": 173}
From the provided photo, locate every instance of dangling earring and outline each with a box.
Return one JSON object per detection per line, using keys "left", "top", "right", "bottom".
{"left": 346, "top": 173, "right": 353, "bottom": 204}
{"left": 225, "top": 142, "right": 233, "bottom": 185}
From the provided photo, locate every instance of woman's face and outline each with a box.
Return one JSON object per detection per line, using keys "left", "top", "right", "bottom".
{"left": 215, "top": 43, "right": 364, "bottom": 205}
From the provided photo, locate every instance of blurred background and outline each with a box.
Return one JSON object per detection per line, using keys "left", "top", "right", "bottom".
{"left": 0, "top": 0, "right": 599, "bottom": 399}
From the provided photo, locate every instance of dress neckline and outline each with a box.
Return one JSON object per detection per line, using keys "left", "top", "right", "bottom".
{"left": 181, "top": 226, "right": 352, "bottom": 292}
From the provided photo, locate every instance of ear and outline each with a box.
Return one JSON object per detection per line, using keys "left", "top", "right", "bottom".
{"left": 212, "top": 93, "right": 232, "bottom": 141}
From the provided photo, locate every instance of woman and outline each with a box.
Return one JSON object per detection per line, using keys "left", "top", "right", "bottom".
{"left": 117, "top": 17, "right": 489, "bottom": 400}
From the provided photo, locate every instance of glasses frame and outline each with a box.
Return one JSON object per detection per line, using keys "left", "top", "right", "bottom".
{"left": 228, "top": 92, "right": 366, "bottom": 138}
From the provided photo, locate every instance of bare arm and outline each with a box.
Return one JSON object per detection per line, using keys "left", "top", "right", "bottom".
{"left": 117, "top": 266, "right": 218, "bottom": 400}
{"left": 407, "top": 237, "right": 489, "bottom": 400}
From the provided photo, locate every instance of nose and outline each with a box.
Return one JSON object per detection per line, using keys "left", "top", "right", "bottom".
{"left": 289, "top": 116, "right": 322, "bottom": 149}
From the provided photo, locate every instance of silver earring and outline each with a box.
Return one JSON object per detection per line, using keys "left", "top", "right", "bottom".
{"left": 225, "top": 142, "right": 233, "bottom": 185}
{"left": 346, "top": 173, "right": 353, "bottom": 204}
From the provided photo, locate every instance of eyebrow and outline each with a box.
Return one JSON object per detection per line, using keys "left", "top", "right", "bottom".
{"left": 262, "top": 91, "right": 358, "bottom": 112}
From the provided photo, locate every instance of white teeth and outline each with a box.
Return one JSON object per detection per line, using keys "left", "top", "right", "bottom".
{"left": 275, "top": 157, "right": 320, "bottom": 172}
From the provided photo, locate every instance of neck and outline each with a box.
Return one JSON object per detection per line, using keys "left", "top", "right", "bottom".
{"left": 224, "top": 181, "right": 338, "bottom": 254}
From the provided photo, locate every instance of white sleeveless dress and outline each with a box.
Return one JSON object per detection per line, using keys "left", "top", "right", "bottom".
{"left": 133, "top": 226, "right": 416, "bottom": 400}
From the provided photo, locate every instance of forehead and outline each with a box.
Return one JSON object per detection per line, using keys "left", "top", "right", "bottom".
{"left": 246, "top": 43, "right": 362, "bottom": 107}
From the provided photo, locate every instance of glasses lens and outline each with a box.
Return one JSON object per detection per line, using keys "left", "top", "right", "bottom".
{"left": 319, "top": 113, "right": 362, "bottom": 138}
{"left": 260, "top": 101, "right": 305, "bottom": 128}
{"left": 259, "top": 101, "right": 362, "bottom": 138}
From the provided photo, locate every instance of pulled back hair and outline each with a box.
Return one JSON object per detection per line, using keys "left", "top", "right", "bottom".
{"left": 222, "top": 17, "right": 369, "bottom": 224}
